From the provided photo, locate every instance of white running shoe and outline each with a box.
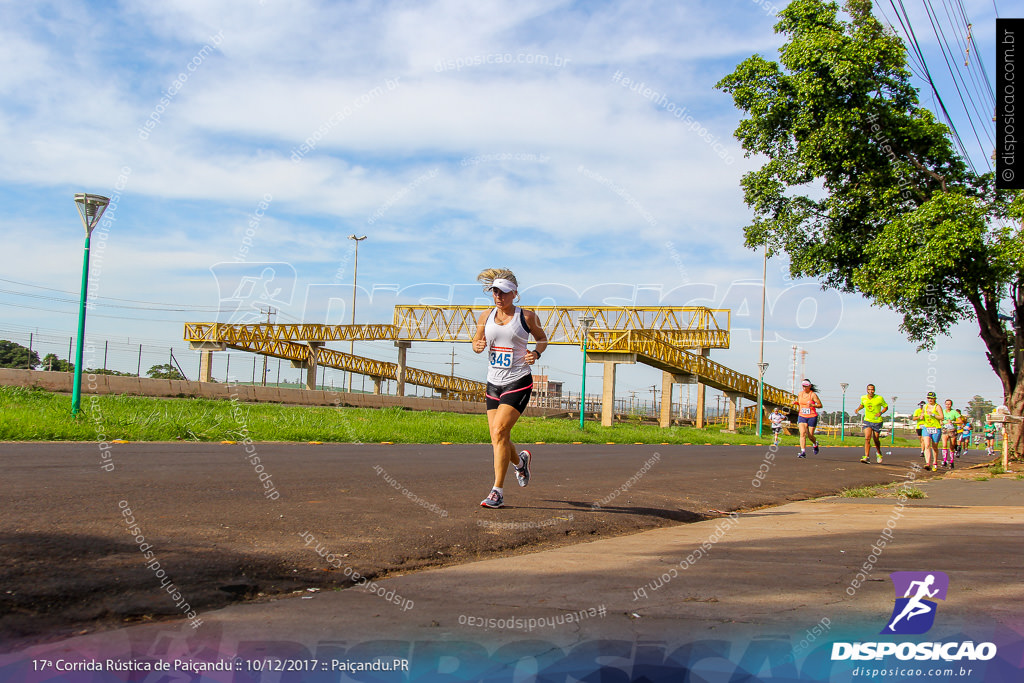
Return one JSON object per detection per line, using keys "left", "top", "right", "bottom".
{"left": 480, "top": 489, "right": 504, "bottom": 508}
{"left": 515, "top": 449, "right": 532, "bottom": 487}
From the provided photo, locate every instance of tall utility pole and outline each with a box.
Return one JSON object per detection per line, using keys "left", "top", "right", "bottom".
{"left": 448, "top": 346, "right": 458, "bottom": 377}
{"left": 800, "top": 348, "right": 808, "bottom": 382}
{"left": 790, "top": 345, "right": 798, "bottom": 392}
{"left": 259, "top": 306, "right": 276, "bottom": 386}
{"left": 348, "top": 234, "right": 367, "bottom": 392}
{"left": 758, "top": 244, "right": 768, "bottom": 437}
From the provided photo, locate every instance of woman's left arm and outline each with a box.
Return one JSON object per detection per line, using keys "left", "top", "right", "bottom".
{"left": 524, "top": 310, "right": 548, "bottom": 364}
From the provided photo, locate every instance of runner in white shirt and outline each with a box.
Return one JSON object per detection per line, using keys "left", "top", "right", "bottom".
{"left": 769, "top": 408, "right": 785, "bottom": 445}
{"left": 471, "top": 268, "right": 548, "bottom": 509}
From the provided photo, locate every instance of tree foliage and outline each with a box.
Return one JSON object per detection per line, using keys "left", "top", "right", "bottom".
{"left": 717, "top": 0, "right": 1024, "bottom": 454}
{"left": 147, "top": 363, "right": 185, "bottom": 380}
{"left": 965, "top": 395, "right": 995, "bottom": 424}
{"left": 0, "top": 340, "right": 40, "bottom": 369}
{"left": 42, "top": 353, "right": 74, "bottom": 372}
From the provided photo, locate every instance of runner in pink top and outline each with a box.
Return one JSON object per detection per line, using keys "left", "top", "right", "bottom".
{"left": 791, "top": 379, "right": 822, "bottom": 458}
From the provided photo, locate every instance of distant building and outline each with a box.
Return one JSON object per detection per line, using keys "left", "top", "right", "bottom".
{"left": 530, "top": 374, "right": 563, "bottom": 408}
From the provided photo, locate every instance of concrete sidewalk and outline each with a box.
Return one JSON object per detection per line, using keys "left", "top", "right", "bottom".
{"left": 5, "top": 476, "right": 1021, "bottom": 674}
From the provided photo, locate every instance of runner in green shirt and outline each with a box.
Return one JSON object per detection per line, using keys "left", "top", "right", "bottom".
{"left": 984, "top": 421, "right": 997, "bottom": 457}
{"left": 854, "top": 384, "right": 889, "bottom": 464}
{"left": 941, "top": 400, "right": 962, "bottom": 468}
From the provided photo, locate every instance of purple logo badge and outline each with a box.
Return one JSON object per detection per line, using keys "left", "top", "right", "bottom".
{"left": 882, "top": 571, "right": 949, "bottom": 635}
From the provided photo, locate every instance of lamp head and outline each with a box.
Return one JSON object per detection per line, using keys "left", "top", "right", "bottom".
{"left": 74, "top": 193, "right": 110, "bottom": 236}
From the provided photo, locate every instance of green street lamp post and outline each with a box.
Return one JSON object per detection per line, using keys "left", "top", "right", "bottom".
{"left": 71, "top": 193, "right": 110, "bottom": 416}
{"left": 840, "top": 382, "right": 849, "bottom": 442}
{"left": 757, "top": 244, "right": 768, "bottom": 438}
{"left": 756, "top": 362, "right": 769, "bottom": 437}
{"left": 579, "top": 314, "right": 595, "bottom": 430}
{"left": 890, "top": 396, "right": 898, "bottom": 446}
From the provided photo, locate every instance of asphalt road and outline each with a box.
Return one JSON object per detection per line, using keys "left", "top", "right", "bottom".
{"left": 0, "top": 440, "right": 958, "bottom": 650}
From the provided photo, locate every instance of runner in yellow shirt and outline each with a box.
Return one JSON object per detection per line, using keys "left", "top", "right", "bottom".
{"left": 913, "top": 392, "right": 944, "bottom": 471}
{"left": 914, "top": 400, "right": 927, "bottom": 458}
{"left": 854, "top": 384, "right": 889, "bottom": 464}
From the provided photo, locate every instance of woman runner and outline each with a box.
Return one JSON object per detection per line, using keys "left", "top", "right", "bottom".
{"left": 471, "top": 268, "right": 548, "bottom": 508}
{"left": 914, "top": 392, "right": 944, "bottom": 471}
{"left": 792, "top": 379, "right": 822, "bottom": 458}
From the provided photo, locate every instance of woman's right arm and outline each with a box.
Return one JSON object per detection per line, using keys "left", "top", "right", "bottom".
{"left": 471, "top": 310, "right": 489, "bottom": 354}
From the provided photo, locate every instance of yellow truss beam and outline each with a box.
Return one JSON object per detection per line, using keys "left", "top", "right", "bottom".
{"left": 185, "top": 306, "right": 730, "bottom": 347}
{"left": 393, "top": 305, "right": 730, "bottom": 346}
{"left": 586, "top": 329, "right": 795, "bottom": 406}
{"left": 184, "top": 322, "right": 398, "bottom": 344}
{"left": 220, "top": 337, "right": 486, "bottom": 402}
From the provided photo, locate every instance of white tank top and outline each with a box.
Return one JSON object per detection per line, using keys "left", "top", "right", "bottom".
{"left": 484, "top": 306, "right": 531, "bottom": 385}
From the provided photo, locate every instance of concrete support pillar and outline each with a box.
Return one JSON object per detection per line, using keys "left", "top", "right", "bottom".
{"left": 725, "top": 393, "right": 740, "bottom": 433}
{"left": 601, "top": 362, "right": 617, "bottom": 427}
{"left": 659, "top": 371, "right": 674, "bottom": 428}
{"left": 695, "top": 383, "right": 707, "bottom": 428}
{"left": 395, "top": 341, "right": 412, "bottom": 397}
{"left": 694, "top": 347, "right": 710, "bottom": 428}
{"left": 199, "top": 350, "right": 214, "bottom": 383}
{"left": 372, "top": 377, "right": 382, "bottom": 395}
{"left": 305, "top": 342, "right": 323, "bottom": 390}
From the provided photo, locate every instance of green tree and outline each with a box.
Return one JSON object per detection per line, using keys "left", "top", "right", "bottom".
{"left": 717, "top": 0, "right": 1024, "bottom": 455}
{"left": 86, "top": 368, "right": 137, "bottom": 377}
{"left": 41, "top": 353, "right": 74, "bottom": 372}
{"left": 0, "top": 340, "right": 40, "bottom": 369}
{"left": 965, "top": 395, "right": 995, "bottom": 424}
{"left": 147, "top": 363, "right": 185, "bottom": 380}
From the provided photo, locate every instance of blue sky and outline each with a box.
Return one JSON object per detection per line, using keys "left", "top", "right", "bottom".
{"left": 0, "top": 0, "right": 1008, "bottom": 414}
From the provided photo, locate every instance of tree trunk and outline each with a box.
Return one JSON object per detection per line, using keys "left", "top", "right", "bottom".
{"left": 1007, "top": 374, "right": 1024, "bottom": 459}
{"left": 971, "top": 291, "right": 1021, "bottom": 458}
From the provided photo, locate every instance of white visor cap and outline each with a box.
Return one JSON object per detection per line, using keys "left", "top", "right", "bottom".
{"left": 491, "top": 278, "right": 517, "bottom": 293}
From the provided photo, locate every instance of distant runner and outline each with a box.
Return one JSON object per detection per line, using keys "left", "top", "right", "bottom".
{"left": 984, "top": 420, "right": 997, "bottom": 457}
{"left": 769, "top": 407, "right": 785, "bottom": 445}
{"left": 472, "top": 268, "right": 548, "bottom": 509}
{"left": 914, "top": 400, "right": 926, "bottom": 459}
{"left": 913, "top": 393, "right": 944, "bottom": 471}
{"left": 940, "top": 400, "right": 961, "bottom": 469}
{"left": 792, "top": 379, "right": 822, "bottom": 458}
{"left": 854, "top": 384, "right": 889, "bottom": 464}
{"left": 958, "top": 418, "right": 972, "bottom": 456}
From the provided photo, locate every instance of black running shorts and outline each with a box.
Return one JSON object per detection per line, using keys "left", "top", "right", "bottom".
{"left": 485, "top": 374, "right": 533, "bottom": 413}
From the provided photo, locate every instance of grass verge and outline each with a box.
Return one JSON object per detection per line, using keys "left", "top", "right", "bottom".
{"left": 840, "top": 483, "right": 927, "bottom": 499}
{"left": 0, "top": 385, "right": 924, "bottom": 445}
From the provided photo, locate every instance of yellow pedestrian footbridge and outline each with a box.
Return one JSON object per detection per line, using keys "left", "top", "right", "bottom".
{"left": 208, "top": 335, "right": 488, "bottom": 402}
{"left": 185, "top": 305, "right": 795, "bottom": 425}
{"left": 185, "top": 305, "right": 731, "bottom": 347}
{"left": 585, "top": 329, "right": 794, "bottom": 407}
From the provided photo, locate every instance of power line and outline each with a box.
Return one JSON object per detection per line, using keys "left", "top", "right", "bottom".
{"left": 920, "top": 0, "right": 992, "bottom": 169}
{"left": 884, "top": 0, "right": 995, "bottom": 174}
{"left": 0, "top": 277, "right": 223, "bottom": 312}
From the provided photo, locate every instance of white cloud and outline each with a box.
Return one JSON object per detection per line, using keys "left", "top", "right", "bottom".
{"left": 0, "top": 0, "right": 1005, "bottom": 403}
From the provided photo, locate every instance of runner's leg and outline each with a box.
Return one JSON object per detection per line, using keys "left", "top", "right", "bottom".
{"left": 489, "top": 404, "right": 522, "bottom": 489}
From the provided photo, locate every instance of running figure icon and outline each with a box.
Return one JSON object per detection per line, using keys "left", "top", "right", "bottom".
{"left": 887, "top": 574, "right": 940, "bottom": 632}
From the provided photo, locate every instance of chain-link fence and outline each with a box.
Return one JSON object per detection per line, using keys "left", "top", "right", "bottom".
{"left": 0, "top": 328, "right": 415, "bottom": 394}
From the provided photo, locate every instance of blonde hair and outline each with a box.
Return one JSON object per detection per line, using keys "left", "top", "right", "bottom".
{"left": 477, "top": 268, "right": 519, "bottom": 295}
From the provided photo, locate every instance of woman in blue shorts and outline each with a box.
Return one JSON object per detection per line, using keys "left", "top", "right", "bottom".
{"left": 471, "top": 268, "right": 548, "bottom": 508}
{"left": 914, "top": 392, "right": 944, "bottom": 471}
